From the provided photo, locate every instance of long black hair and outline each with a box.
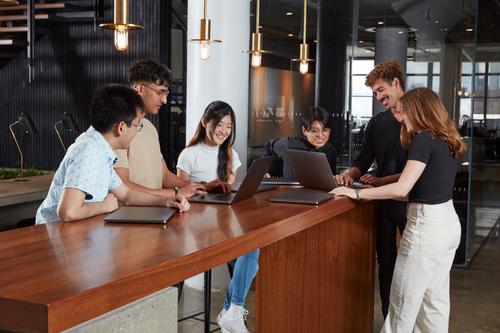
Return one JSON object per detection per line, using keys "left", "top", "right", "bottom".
{"left": 187, "top": 101, "right": 236, "bottom": 181}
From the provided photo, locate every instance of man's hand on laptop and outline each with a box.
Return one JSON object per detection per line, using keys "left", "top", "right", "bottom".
{"left": 167, "top": 194, "right": 190, "bottom": 213}
{"left": 334, "top": 172, "right": 354, "bottom": 186}
{"left": 179, "top": 183, "right": 207, "bottom": 197}
{"left": 359, "top": 174, "right": 383, "bottom": 187}
{"left": 204, "top": 179, "right": 230, "bottom": 193}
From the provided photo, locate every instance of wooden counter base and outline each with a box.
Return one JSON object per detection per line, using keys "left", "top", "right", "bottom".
{"left": 0, "top": 188, "right": 375, "bottom": 333}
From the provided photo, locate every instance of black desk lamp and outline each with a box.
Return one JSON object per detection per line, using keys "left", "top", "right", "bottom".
{"left": 54, "top": 113, "right": 80, "bottom": 152}
{"left": 9, "top": 113, "right": 38, "bottom": 181}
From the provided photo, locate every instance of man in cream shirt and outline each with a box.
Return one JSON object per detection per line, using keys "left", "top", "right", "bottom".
{"left": 114, "top": 59, "right": 223, "bottom": 197}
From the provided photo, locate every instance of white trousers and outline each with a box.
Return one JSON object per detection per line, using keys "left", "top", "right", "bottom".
{"left": 380, "top": 200, "right": 461, "bottom": 333}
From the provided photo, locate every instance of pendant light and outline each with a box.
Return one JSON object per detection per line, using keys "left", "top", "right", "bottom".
{"left": 244, "top": 0, "right": 270, "bottom": 67}
{"left": 99, "top": 0, "right": 143, "bottom": 51}
{"left": 0, "top": 0, "right": 19, "bottom": 6}
{"left": 190, "top": 0, "right": 221, "bottom": 60}
{"left": 292, "top": 0, "right": 314, "bottom": 74}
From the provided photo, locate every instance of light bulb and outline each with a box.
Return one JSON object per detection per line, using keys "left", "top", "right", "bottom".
{"left": 299, "top": 60, "right": 308, "bottom": 74}
{"left": 251, "top": 52, "right": 262, "bottom": 67}
{"left": 114, "top": 27, "right": 128, "bottom": 51}
{"left": 199, "top": 41, "right": 210, "bottom": 60}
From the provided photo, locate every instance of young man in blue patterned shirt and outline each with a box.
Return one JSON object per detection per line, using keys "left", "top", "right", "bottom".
{"left": 36, "top": 84, "right": 189, "bottom": 224}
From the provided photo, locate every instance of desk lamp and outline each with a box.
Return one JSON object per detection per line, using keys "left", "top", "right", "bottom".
{"left": 9, "top": 113, "right": 38, "bottom": 181}
{"left": 54, "top": 113, "right": 80, "bottom": 152}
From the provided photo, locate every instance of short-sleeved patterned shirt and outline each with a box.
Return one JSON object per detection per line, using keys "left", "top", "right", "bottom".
{"left": 36, "top": 126, "right": 122, "bottom": 224}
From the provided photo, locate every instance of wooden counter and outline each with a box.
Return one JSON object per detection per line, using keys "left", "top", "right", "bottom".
{"left": 0, "top": 187, "right": 376, "bottom": 333}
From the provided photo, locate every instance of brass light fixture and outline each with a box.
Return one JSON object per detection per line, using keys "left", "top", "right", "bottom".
{"left": 244, "top": 0, "right": 270, "bottom": 67}
{"left": 0, "top": 0, "right": 19, "bottom": 6}
{"left": 292, "top": 0, "right": 314, "bottom": 74}
{"left": 99, "top": 0, "right": 143, "bottom": 51}
{"left": 9, "top": 113, "right": 38, "bottom": 181}
{"left": 189, "top": 0, "right": 221, "bottom": 60}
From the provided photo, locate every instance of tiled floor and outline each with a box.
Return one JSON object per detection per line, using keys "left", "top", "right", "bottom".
{"left": 178, "top": 222, "right": 500, "bottom": 332}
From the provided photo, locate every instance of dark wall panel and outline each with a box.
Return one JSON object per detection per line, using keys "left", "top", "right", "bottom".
{"left": 0, "top": 0, "right": 164, "bottom": 171}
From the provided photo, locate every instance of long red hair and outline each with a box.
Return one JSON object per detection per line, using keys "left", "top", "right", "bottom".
{"left": 399, "top": 88, "right": 466, "bottom": 158}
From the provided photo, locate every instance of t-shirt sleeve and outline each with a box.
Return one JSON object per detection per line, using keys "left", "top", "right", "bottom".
{"left": 63, "top": 147, "right": 106, "bottom": 199}
{"left": 271, "top": 137, "right": 289, "bottom": 158}
{"left": 231, "top": 149, "right": 242, "bottom": 173}
{"left": 176, "top": 148, "right": 194, "bottom": 174}
{"left": 114, "top": 149, "right": 129, "bottom": 169}
{"left": 110, "top": 168, "right": 123, "bottom": 190}
{"left": 407, "top": 132, "right": 434, "bottom": 164}
{"left": 353, "top": 119, "right": 375, "bottom": 174}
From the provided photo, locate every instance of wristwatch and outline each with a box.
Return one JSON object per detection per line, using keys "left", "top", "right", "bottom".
{"left": 174, "top": 186, "right": 180, "bottom": 195}
{"left": 355, "top": 188, "right": 361, "bottom": 201}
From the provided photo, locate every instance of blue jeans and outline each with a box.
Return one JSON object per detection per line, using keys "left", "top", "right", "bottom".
{"left": 223, "top": 249, "right": 260, "bottom": 309}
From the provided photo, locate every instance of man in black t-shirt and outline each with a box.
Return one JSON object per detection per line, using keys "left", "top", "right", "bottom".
{"left": 263, "top": 106, "right": 336, "bottom": 179}
{"left": 335, "top": 60, "right": 407, "bottom": 319}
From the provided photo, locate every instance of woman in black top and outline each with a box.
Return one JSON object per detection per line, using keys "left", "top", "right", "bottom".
{"left": 332, "top": 87, "right": 466, "bottom": 333}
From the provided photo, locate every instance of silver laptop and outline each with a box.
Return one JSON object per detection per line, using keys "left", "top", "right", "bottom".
{"left": 269, "top": 191, "right": 334, "bottom": 205}
{"left": 286, "top": 149, "right": 362, "bottom": 191}
{"left": 104, "top": 206, "right": 177, "bottom": 224}
{"left": 231, "top": 182, "right": 278, "bottom": 193}
{"left": 189, "top": 156, "right": 273, "bottom": 204}
{"left": 261, "top": 177, "right": 300, "bottom": 186}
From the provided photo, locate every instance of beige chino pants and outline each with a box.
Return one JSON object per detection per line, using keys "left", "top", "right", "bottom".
{"left": 381, "top": 200, "right": 461, "bottom": 333}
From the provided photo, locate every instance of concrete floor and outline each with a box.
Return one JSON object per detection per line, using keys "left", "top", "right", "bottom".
{"left": 178, "top": 222, "right": 500, "bottom": 332}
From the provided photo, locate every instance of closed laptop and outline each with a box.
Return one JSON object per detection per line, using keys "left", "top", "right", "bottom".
{"left": 104, "top": 206, "right": 177, "bottom": 224}
{"left": 269, "top": 191, "right": 334, "bottom": 205}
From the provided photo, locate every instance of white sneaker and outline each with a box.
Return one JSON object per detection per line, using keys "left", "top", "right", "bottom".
{"left": 216, "top": 308, "right": 229, "bottom": 333}
{"left": 218, "top": 304, "right": 249, "bottom": 333}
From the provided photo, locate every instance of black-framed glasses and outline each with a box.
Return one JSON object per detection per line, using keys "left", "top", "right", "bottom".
{"left": 126, "top": 121, "right": 144, "bottom": 132}
{"left": 141, "top": 83, "right": 169, "bottom": 97}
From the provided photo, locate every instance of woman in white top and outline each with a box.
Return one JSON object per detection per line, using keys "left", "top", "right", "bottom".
{"left": 177, "top": 101, "right": 257, "bottom": 333}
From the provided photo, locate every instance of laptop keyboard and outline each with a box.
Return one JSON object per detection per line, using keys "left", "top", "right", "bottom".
{"left": 261, "top": 177, "right": 300, "bottom": 185}
{"left": 213, "top": 193, "right": 234, "bottom": 200}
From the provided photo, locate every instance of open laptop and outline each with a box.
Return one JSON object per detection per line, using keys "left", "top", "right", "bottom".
{"left": 231, "top": 182, "right": 278, "bottom": 193}
{"left": 189, "top": 156, "right": 273, "bottom": 205}
{"left": 261, "top": 177, "right": 300, "bottom": 186}
{"left": 286, "top": 149, "right": 362, "bottom": 191}
{"left": 104, "top": 206, "right": 177, "bottom": 224}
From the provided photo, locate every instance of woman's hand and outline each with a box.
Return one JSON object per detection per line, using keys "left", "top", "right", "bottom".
{"left": 330, "top": 186, "right": 356, "bottom": 200}
{"left": 167, "top": 194, "right": 190, "bottom": 213}
{"left": 334, "top": 173, "right": 354, "bottom": 186}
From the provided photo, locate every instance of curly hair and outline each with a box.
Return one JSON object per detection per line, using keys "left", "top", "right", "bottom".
{"left": 365, "top": 60, "right": 406, "bottom": 91}
{"left": 399, "top": 87, "right": 466, "bottom": 158}
{"left": 128, "top": 59, "right": 171, "bottom": 86}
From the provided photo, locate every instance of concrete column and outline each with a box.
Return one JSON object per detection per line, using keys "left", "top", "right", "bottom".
{"left": 186, "top": 0, "right": 250, "bottom": 174}
{"left": 439, "top": 43, "right": 461, "bottom": 121}
{"left": 186, "top": 0, "right": 250, "bottom": 291}
{"left": 374, "top": 27, "right": 407, "bottom": 115}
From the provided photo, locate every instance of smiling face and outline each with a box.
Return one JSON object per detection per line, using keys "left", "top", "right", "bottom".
{"left": 203, "top": 114, "right": 233, "bottom": 146}
{"left": 371, "top": 78, "right": 404, "bottom": 112}
{"left": 135, "top": 81, "right": 169, "bottom": 115}
{"left": 302, "top": 121, "right": 331, "bottom": 148}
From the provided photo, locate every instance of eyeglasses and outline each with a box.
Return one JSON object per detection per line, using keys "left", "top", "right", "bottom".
{"left": 307, "top": 128, "right": 331, "bottom": 136}
{"left": 141, "top": 83, "right": 169, "bottom": 97}
{"left": 126, "top": 121, "right": 144, "bottom": 132}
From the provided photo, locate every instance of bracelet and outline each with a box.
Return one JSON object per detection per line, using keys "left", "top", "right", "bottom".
{"left": 355, "top": 188, "right": 361, "bottom": 200}
{"left": 174, "top": 186, "right": 180, "bottom": 195}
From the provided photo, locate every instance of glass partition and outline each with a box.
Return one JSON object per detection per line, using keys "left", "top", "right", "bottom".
{"left": 246, "top": 0, "right": 498, "bottom": 266}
